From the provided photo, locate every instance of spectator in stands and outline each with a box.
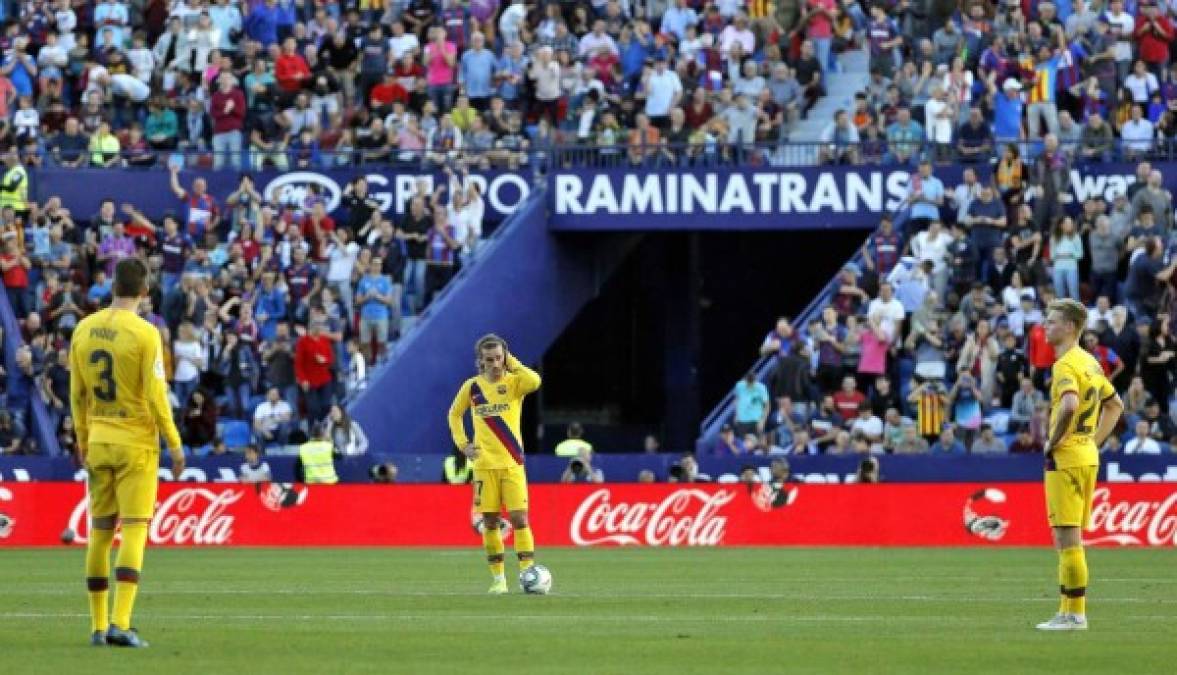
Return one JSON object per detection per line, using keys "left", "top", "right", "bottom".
{"left": 181, "top": 387, "right": 218, "bottom": 450}
{"left": 732, "top": 370, "right": 770, "bottom": 439}
{"left": 326, "top": 404, "right": 369, "bottom": 457}
{"left": 238, "top": 445, "right": 272, "bottom": 483}
{"left": 1008, "top": 425, "right": 1042, "bottom": 454}
{"left": 930, "top": 426, "right": 966, "bottom": 455}
{"left": 995, "top": 332, "right": 1028, "bottom": 408}
{"left": 970, "top": 424, "right": 1007, "bottom": 455}
{"left": 892, "top": 423, "right": 929, "bottom": 454}
{"left": 1139, "top": 320, "right": 1176, "bottom": 414}
{"left": 848, "top": 401, "right": 883, "bottom": 450}
{"left": 253, "top": 386, "right": 293, "bottom": 448}
{"left": 760, "top": 316, "right": 796, "bottom": 358}
{"left": 0, "top": 411, "right": 20, "bottom": 455}
{"left": 1140, "top": 397, "right": 1177, "bottom": 440}
{"left": 295, "top": 317, "right": 335, "bottom": 427}
{"left": 172, "top": 321, "right": 204, "bottom": 409}
{"left": 1010, "top": 374, "right": 1044, "bottom": 429}
{"left": 1124, "top": 419, "right": 1162, "bottom": 454}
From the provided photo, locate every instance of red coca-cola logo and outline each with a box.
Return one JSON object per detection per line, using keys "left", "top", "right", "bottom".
{"left": 1085, "top": 488, "right": 1177, "bottom": 547}
{"left": 68, "top": 488, "right": 243, "bottom": 546}
{"left": 569, "top": 488, "right": 734, "bottom": 546}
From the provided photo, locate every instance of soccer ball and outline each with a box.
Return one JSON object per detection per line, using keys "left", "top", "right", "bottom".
{"left": 519, "top": 564, "right": 552, "bottom": 595}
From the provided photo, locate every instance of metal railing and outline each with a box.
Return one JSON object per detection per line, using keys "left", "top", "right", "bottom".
{"left": 33, "top": 137, "right": 1177, "bottom": 172}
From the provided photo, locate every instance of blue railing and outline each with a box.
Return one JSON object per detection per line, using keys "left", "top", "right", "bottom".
{"left": 0, "top": 290, "right": 62, "bottom": 457}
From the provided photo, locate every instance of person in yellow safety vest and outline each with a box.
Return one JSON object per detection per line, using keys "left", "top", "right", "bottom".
{"left": 554, "top": 422, "right": 592, "bottom": 457}
{"left": 442, "top": 447, "right": 473, "bottom": 484}
{"left": 297, "top": 424, "right": 339, "bottom": 484}
{"left": 0, "top": 148, "right": 28, "bottom": 221}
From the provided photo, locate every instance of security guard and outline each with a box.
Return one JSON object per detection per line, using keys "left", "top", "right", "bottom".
{"left": 297, "top": 424, "right": 339, "bottom": 484}
{"left": 0, "top": 148, "right": 28, "bottom": 223}
{"left": 554, "top": 422, "right": 592, "bottom": 457}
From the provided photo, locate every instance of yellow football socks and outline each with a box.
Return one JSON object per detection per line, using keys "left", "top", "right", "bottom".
{"left": 515, "top": 526, "right": 535, "bottom": 570}
{"left": 85, "top": 527, "right": 115, "bottom": 633}
{"left": 112, "top": 522, "right": 148, "bottom": 629}
{"left": 483, "top": 525, "right": 505, "bottom": 577}
{"left": 1059, "top": 546, "right": 1089, "bottom": 616}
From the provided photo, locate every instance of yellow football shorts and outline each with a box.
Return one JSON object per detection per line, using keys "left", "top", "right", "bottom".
{"left": 86, "top": 443, "right": 160, "bottom": 520}
{"left": 1044, "top": 465, "right": 1098, "bottom": 528}
{"left": 472, "top": 466, "right": 529, "bottom": 513}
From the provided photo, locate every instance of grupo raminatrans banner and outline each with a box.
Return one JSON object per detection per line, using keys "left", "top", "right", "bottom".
{"left": 33, "top": 167, "right": 532, "bottom": 222}
{"left": 1, "top": 482, "right": 1175, "bottom": 547}
{"left": 547, "top": 162, "right": 1157, "bottom": 230}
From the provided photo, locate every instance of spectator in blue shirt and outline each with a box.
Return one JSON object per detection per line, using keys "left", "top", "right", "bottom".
{"left": 930, "top": 426, "right": 967, "bottom": 455}
{"left": 355, "top": 256, "right": 397, "bottom": 363}
{"left": 495, "top": 41, "right": 527, "bottom": 104}
{"left": 87, "top": 269, "right": 112, "bottom": 306}
{"left": 245, "top": 0, "right": 281, "bottom": 47}
{"left": 459, "top": 32, "right": 497, "bottom": 109}
{"left": 255, "top": 271, "right": 287, "bottom": 341}
{"left": 733, "top": 371, "right": 770, "bottom": 438}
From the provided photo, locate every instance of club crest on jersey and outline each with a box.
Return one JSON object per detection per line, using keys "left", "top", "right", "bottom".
{"left": 497, "top": 385, "right": 508, "bottom": 395}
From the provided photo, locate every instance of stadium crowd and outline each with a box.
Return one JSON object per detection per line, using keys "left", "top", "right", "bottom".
{"left": 722, "top": 157, "right": 1177, "bottom": 457}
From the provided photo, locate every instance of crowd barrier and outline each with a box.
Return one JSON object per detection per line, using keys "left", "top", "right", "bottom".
{"left": 1, "top": 482, "right": 1173, "bottom": 548}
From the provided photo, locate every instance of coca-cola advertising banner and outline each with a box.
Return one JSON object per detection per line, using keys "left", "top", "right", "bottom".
{"left": 0, "top": 482, "right": 1174, "bottom": 548}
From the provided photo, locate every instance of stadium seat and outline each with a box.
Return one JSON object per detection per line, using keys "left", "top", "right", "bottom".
{"left": 221, "top": 420, "right": 252, "bottom": 450}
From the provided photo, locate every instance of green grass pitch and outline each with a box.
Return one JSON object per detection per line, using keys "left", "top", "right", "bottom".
{"left": 1, "top": 547, "right": 1175, "bottom": 674}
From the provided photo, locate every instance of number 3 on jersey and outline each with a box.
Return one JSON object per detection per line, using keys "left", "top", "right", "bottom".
{"left": 90, "top": 349, "right": 117, "bottom": 402}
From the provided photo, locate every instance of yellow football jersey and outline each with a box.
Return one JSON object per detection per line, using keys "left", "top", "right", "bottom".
{"left": 1049, "top": 345, "right": 1115, "bottom": 470}
{"left": 70, "top": 308, "right": 182, "bottom": 453}
{"left": 448, "top": 355, "right": 542, "bottom": 470}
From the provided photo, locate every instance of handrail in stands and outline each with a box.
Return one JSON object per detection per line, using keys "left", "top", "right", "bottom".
{"left": 0, "top": 288, "right": 63, "bottom": 457}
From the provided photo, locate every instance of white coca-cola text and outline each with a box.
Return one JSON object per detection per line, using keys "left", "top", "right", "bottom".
{"left": 569, "top": 488, "right": 734, "bottom": 546}
{"left": 68, "top": 488, "right": 243, "bottom": 545}
{"left": 1085, "top": 488, "right": 1177, "bottom": 546}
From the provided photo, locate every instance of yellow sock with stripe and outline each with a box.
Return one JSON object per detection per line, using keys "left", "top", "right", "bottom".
{"left": 515, "top": 526, "right": 535, "bottom": 570}
{"left": 1060, "top": 546, "right": 1089, "bottom": 616}
{"left": 85, "top": 527, "right": 115, "bottom": 633}
{"left": 112, "top": 522, "right": 148, "bottom": 630}
{"left": 483, "top": 525, "right": 505, "bottom": 578}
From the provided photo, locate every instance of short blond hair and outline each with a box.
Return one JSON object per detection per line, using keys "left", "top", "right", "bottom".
{"left": 1047, "top": 298, "right": 1088, "bottom": 333}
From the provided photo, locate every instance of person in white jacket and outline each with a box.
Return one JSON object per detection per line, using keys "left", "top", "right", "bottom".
{"left": 327, "top": 405, "right": 369, "bottom": 456}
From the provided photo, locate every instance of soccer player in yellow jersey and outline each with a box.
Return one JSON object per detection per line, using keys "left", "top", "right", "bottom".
{"left": 447, "top": 334, "right": 542, "bottom": 594}
{"left": 1036, "top": 299, "right": 1124, "bottom": 631}
{"left": 70, "top": 258, "right": 183, "bottom": 647}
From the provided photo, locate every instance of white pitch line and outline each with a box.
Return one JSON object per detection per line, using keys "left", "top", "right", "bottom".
{"left": 1, "top": 589, "right": 1174, "bottom": 604}
{"left": 0, "top": 611, "right": 952, "bottom": 623}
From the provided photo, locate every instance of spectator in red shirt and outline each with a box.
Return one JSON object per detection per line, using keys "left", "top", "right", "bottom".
{"left": 209, "top": 72, "right": 246, "bottom": 170}
{"left": 1135, "top": 3, "right": 1173, "bottom": 75}
{"left": 1082, "top": 330, "right": 1125, "bottom": 381}
{"left": 0, "top": 238, "right": 31, "bottom": 317}
{"left": 832, "top": 375, "right": 866, "bottom": 420}
{"left": 300, "top": 202, "right": 335, "bottom": 262}
{"left": 1026, "top": 316, "right": 1055, "bottom": 390}
{"left": 370, "top": 70, "right": 409, "bottom": 112}
{"left": 275, "top": 37, "right": 312, "bottom": 98}
{"left": 295, "top": 317, "right": 336, "bottom": 426}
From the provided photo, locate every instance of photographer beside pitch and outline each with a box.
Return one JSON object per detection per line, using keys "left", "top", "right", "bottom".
{"left": 447, "top": 334, "right": 542, "bottom": 594}
{"left": 1036, "top": 299, "right": 1124, "bottom": 632}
